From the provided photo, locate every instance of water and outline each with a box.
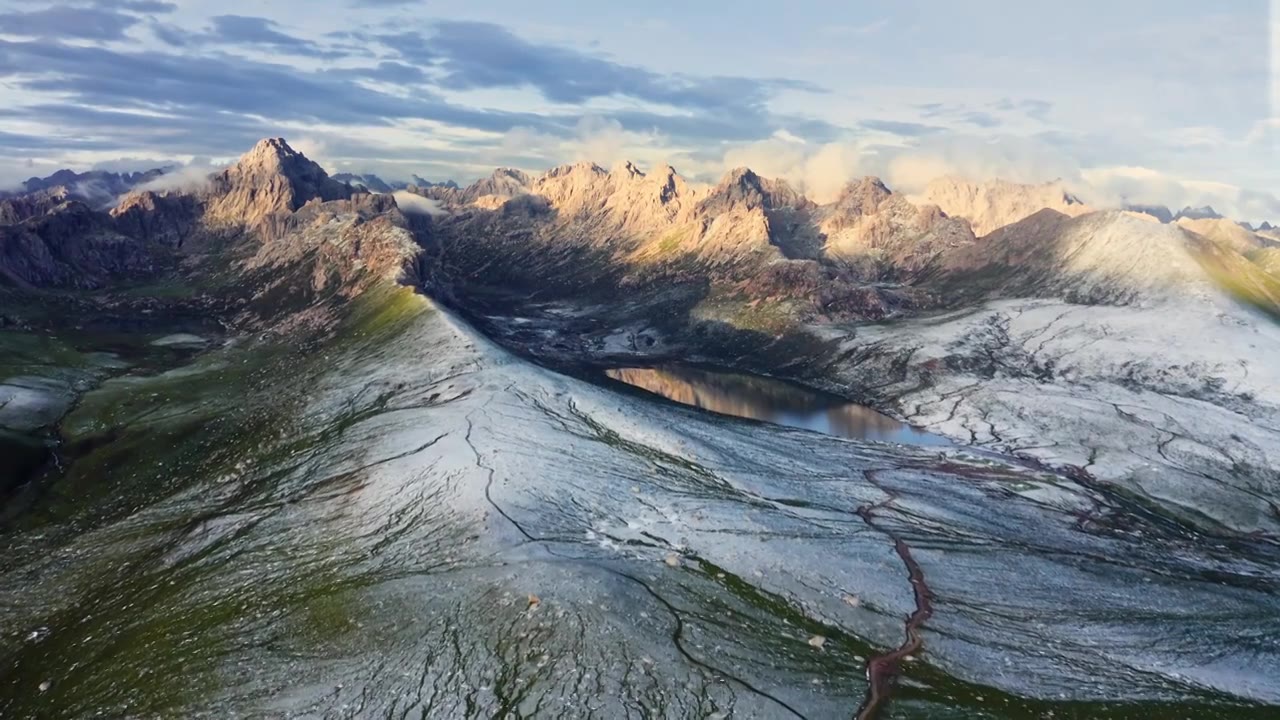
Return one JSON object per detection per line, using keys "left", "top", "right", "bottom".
{"left": 606, "top": 365, "right": 949, "bottom": 445}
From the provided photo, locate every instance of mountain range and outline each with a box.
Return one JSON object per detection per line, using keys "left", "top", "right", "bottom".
{"left": 4, "top": 137, "right": 1280, "bottom": 533}
{"left": 3, "top": 137, "right": 1280, "bottom": 718}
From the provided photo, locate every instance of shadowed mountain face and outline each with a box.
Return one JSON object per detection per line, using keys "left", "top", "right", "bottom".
{"left": 1, "top": 139, "right": 1278, "bottom": 719}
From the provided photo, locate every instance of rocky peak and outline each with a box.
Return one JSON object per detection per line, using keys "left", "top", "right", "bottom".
{"left": 1174, "top": 205, "right": 1223, "bottom": 221}
{"left": 543, "top": 161, "right": 606, "bottom": 180}
{"left": 832, "top": 177, "right": 892, "bottom": 217}
{"left": 700, "top": 167, "right": 806, "bottom": 216}
{"left": 611, "top": 160, "right": 644, "bottom": 181}
{"left": 652, "top": 165, "right": 686, "bottom": 205}
{"left": 205, "top": 137, "right": 351, "bottom": 229}
{"left": 461, "top": 167, "right": 532, "bottom": 204}
{"left": 227, "top": 138, "right": 340, "bottom": 194}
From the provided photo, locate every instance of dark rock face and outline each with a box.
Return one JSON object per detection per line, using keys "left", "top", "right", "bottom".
{"left": 1124, "top": 203, "right": 1174, "bottom": 224}
{"left": 1174, "top": 205, "right": 1223, "bottom": 221}
{"left": 412, "top": 175, "right": 459, "bottom": 190}
{"left": 0, "top": 202, "right": 159, "bottom": 289}
{"left": 0, "top": 188, "right": 74, "bottom": 226}
{"left": 110, "top": 191, "right": 200, "bottom": 247}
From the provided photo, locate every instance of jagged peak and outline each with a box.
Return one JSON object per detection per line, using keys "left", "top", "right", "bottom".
{"left": 836, "top": 176, "right": 892, "bottom": 200}
{"left": 492, "top": 167, "right": 530, "bottom": 180}
{"left": 238, "top": 137, "right": 302, "bottom": 169}
{"left": 206, "top": 137, "right": 351, "bottom": 226}
{"left": 542, "top": 161, "right": 606, "bottom": 180}
{"left": 719, "top": 166, "right": 762, "bottom": 188}
{"left": 223, "top": 138, "right": 338, "bottom": 190}
{"left": 610, "top": 160, "right": 645, "bottom": 180}
{"left": 1175, "top": 205, "right": 1223, "bottom": 221}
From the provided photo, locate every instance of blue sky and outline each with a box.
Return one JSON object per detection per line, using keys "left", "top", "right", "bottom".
{"left": 0, "top": 0, "right": 1277, "bottom": 219}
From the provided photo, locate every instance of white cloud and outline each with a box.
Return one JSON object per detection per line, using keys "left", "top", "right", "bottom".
{"left": 719, "top": 133, "right": 1085, "bottom": 201}
{"left": 130, "top": 158, "right": 226, "bottom": 196}
{"left": 392, "top": 191, "right": 446, "bottom": 216}
{"left": 290, "top": 137, "right": 331, "bottom": 170}
{"left": 1083, "top": 165, "right": 1280, "bottom": 223}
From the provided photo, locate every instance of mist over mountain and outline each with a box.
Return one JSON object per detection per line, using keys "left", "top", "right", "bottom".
{"left": 1, "top": 167, "right": 168, "bottom": 208}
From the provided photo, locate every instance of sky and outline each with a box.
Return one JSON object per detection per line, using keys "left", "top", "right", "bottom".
{"left": 0, "top": 0, "right": 1277, "bottom": 220}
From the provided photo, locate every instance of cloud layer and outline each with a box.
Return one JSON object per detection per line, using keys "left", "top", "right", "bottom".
{"left": 0, "top": 1, "right": 1275, "bottom": 221}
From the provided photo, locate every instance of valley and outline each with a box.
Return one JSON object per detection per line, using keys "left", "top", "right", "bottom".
{"left": 0, "top": 138, "right": 1278, "bottom": 718}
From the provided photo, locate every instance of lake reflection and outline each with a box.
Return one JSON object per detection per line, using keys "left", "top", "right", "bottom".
{"left": 606, "top": 366, "right": 948, "bottom": 445}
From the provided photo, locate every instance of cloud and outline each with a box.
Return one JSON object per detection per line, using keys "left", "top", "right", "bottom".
{"left": 818, "top": 18, "right": 891, "bottom": 38}
{"left": 991, "top": 98, "right": 1053, "bottom": 121}
{"left": 486, "top": 117, "right": 689, "bottom": 176}
{"left": 131, "top": 158, "right": 225, "bottom": 195}
{"left": 0, "top": 38, "right": 554, "bottom": 135}
{"left": 1081, "top": 166, "right": 1280, "bottom": 223}
{"left": 0, "top": 6, "right": 140, "bottom": 40}
{"left": 859, "top": 120, "right": 946, "bottom": 137}
{"left": 91, "top": 157, "right": 172, "bottom": 173}
{"left": 204, "top": 15, "right": 346, "bottom": 59}
{"left": 327, "top": 61, "right": 427, "bottom": 85}
{"left": 360, "top": 31, "right": 437, "bottom": 65}
{"left": 149, "top": 14, "right": 346, "bottom": 58}
{"left": 422, "top": 20, "right": 823, "bottom": 113}
{"left": 111, "top": 0, "right": 177, "bottom": 13}
{"left": 289, "top": 137, "right": 331, "bottom": 169}
{"left": 960, "top": 112, "right": 1001, "bottom": 128}
{"left": 718, "top": 132, "right": 1089, "bottom": 202}
{"left": 392, "top": 191, "right": 447, "bottom": 216}
{"left": 722, "top": 135, "right": 868, "bottom": 202}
